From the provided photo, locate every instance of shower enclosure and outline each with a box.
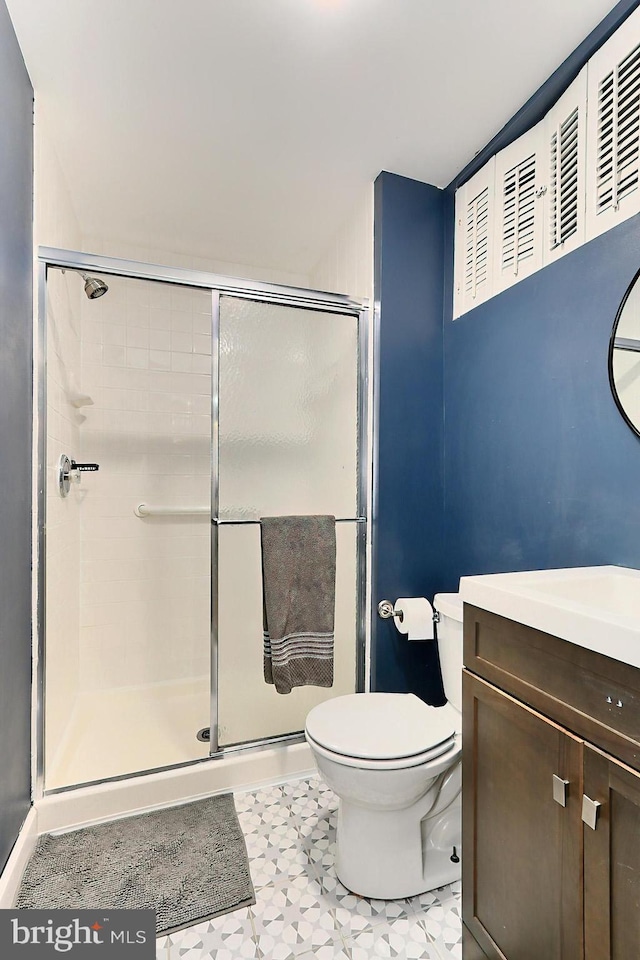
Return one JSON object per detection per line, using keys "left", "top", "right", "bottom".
{"left": 37, "top": 249, "right": 368, "bottom": 793}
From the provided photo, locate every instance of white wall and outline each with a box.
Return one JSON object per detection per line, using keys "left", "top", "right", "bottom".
{"left": 309, "top": 186, "right": 374, "bottom": 300}
{"left": 83, "top": 236, "right": 311, "bottom": 290}
{"left": 34, "top": 114, "right": 82, "bottom": 250}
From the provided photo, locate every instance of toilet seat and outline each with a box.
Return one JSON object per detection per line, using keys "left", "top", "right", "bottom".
{"left": 305, "top": 728, "right": 461, "bottom": 770}
{"left": 304, "top": 693, "right": 459, "bottom": 770}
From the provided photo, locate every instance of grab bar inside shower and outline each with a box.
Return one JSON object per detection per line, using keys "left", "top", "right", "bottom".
{"left": 134, "top": 503, "right": 210, "bottom": 518}
{"left": 134, "top": 503, "right": 366, "bottom": 522}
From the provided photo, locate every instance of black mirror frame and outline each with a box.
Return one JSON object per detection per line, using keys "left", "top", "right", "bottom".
{"left": 608, "top": 264, "right": 640, "bottom": 442}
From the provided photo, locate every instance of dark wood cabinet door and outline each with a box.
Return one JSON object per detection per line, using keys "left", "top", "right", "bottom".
{"left": 584, "top": 746, "right": 640, "bottom": 960}
{"left": 462, "top": 672, "right": 583, "bottom": 960}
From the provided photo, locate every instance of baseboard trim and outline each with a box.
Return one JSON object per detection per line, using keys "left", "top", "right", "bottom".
{"left": 0, "top": 807, "right": 38, "bottom": 908}
{"left": 37, "top": 741, "right": 314, "bottom": 835}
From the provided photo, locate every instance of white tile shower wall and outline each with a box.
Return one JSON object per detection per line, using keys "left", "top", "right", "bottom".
{"left": 35, "top": 113, "right": 86, "bottom": 779}
{"left": 78, "top": 277, "right": 212, "bottom": 693}
{"left": 45, "top": 270, "right": 83, "bottom": 772}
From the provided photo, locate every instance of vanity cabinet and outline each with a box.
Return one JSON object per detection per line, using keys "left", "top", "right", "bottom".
{"left": 582, "top": 746, "right": 640, "bottom": 960}
{"left": 462, "top": 604, "right": 640, "bottom": 960}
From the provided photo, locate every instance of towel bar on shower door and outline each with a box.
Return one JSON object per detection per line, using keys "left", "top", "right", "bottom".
{"left": 212, "top": 517, "right": 367, "bottom": 524}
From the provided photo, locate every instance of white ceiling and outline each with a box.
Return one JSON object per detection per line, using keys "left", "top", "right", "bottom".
{"left": 7, "top": 0, "right": 619, "bottom": 276}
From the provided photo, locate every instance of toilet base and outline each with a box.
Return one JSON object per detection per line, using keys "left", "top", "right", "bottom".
{"left": 334, "top": 792, "right": 462, "bottom": 900}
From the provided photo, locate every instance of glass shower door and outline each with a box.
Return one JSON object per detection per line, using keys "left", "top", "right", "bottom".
{"left": 215, "top": 295, "right": 362, "bottom": 748}
{"left": 44, "top": 268, "right": 212, "bottom": 789}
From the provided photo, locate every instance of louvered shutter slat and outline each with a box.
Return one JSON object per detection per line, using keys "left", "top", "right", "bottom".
{"left": 616, "top": 110, "right": 639, "bottom": 142}
{"left": 595, "top": 37, "right": 640, "bottom": 216}
{"left": 560, "top": 170, "right": 579, "bottom": 194}
{"left": 548, "top": 81, "right": 586, "bottom": 250}
{"left": 499, "top": 150, "right": 539, "bottom": 276}
{"left": 617, "top": 45, "right": 640, "bottom": 86}
{"left": 548, "top": 86, "right": 585, "bottom": 251}
{"left": 463, "top": 187, "right": 491, "bottom": 299}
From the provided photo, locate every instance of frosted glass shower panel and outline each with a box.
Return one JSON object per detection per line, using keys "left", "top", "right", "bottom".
{"left": 217, "top": 522, "right": 357, "bottom": 746}
{"left": 218, "top": 297, "right": 359, "bottom": 519}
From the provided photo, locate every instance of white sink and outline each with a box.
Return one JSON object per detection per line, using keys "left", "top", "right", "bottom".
{"left": 459, "top": 565, "right": 640, "bottom": 669}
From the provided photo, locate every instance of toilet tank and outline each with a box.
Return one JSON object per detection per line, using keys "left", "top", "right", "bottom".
{"left": 433, "top": 593, "right": 463, "bottom": 713}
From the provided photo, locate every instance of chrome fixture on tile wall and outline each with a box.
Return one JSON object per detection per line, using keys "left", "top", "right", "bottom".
{"left": 61, "top": 267, "right": 109, "bottom": 300}
{"left": 58, "top": 454, "right": 100, "bottom": 497}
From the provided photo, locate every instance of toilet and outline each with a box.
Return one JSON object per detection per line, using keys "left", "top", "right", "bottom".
{"left": 304, "top": 592, "right": 463, "bottom": 900}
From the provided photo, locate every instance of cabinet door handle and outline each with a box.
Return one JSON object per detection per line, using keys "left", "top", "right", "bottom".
{"left": 552, "top": 775, "right": 570, "bottom": 807}
{"left": 581, "top": 795, "right": 602, "bottom": 830}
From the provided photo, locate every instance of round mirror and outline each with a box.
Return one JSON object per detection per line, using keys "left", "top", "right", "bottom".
{"left": 609, "top": 270, "right": 640, "bottom": 439}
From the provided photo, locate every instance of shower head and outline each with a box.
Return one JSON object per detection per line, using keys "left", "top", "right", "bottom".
{"left": 79, "top": 272, "right": 108, "bottom": 300}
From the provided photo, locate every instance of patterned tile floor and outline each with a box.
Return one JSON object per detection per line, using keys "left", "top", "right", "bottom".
{"left": 157, "top": 775, "right": 462, "bottom": 960}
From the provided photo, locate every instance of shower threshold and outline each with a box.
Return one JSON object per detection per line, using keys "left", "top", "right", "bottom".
{"left": 37, "top": 737, "right": 314, "bottom": 835}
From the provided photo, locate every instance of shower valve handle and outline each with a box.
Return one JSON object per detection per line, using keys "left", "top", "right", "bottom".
{"left": 59, "top": 454, "right": 99, "bottom": 497}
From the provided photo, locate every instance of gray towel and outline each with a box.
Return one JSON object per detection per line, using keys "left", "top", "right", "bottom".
{"left": 261, "top": 515, "right": 336, "bottom": 695}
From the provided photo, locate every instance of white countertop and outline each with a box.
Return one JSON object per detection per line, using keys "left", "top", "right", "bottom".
{"left": 459, "top": 565, "right": 640, "bottom": 670}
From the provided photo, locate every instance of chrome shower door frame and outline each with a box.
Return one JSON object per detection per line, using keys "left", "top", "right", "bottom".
{"left": 209, "top": 289, "right": 369, "bottom": 755}
{"left": 36, "top": 247, "right": 369, "bottom": 794}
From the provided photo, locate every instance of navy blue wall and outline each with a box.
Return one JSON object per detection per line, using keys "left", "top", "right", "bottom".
{"left": 372, "top": 5, "right": 640, "bottom": 696}
{"left": 0, "top": 0, "right": 33, "bottom": 872}
{"left": 442, "top": 0, "right": 640, "bottom": 589}
{"left": 372, "top": 172, "right": 448, "bottom": 704}
{"left": 443, "top": 214, "right": 640, "bottom": 588}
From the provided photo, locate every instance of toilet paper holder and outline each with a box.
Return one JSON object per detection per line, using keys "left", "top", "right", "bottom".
{"left": 378, "top": 600, "right": 402, "bottom": 621}
{"left": 377, "top": 599, "right": 440, "bottom": 623}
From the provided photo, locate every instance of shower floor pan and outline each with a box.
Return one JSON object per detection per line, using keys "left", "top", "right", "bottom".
{"left": 45, "top": 677, "right": 211, "bottom": 791}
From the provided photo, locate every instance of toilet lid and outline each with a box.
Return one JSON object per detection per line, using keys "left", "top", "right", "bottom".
{"left": 305, "top": 693, "right": 457, "bottom": 761}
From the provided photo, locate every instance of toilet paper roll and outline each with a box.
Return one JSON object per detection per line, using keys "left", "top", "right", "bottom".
{"left": 393, "top": 597, "right": 435, "bottom": 641}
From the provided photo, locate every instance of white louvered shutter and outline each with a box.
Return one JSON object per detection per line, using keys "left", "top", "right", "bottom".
{"left": 543, "top": 69, "right": 587, "bottom": 265}
{"left": 586, "top": 7, "right": 640, "bottom": 240}
{"left": 493, "top": 123, "right": 544, "bottom": 294}
{"left": 453, "top": 159, "right": 495, "bottom": 318}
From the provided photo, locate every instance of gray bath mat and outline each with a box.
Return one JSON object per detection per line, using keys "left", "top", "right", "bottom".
{"left": 16, "top": 794, "right": 255, "bottom": 935}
